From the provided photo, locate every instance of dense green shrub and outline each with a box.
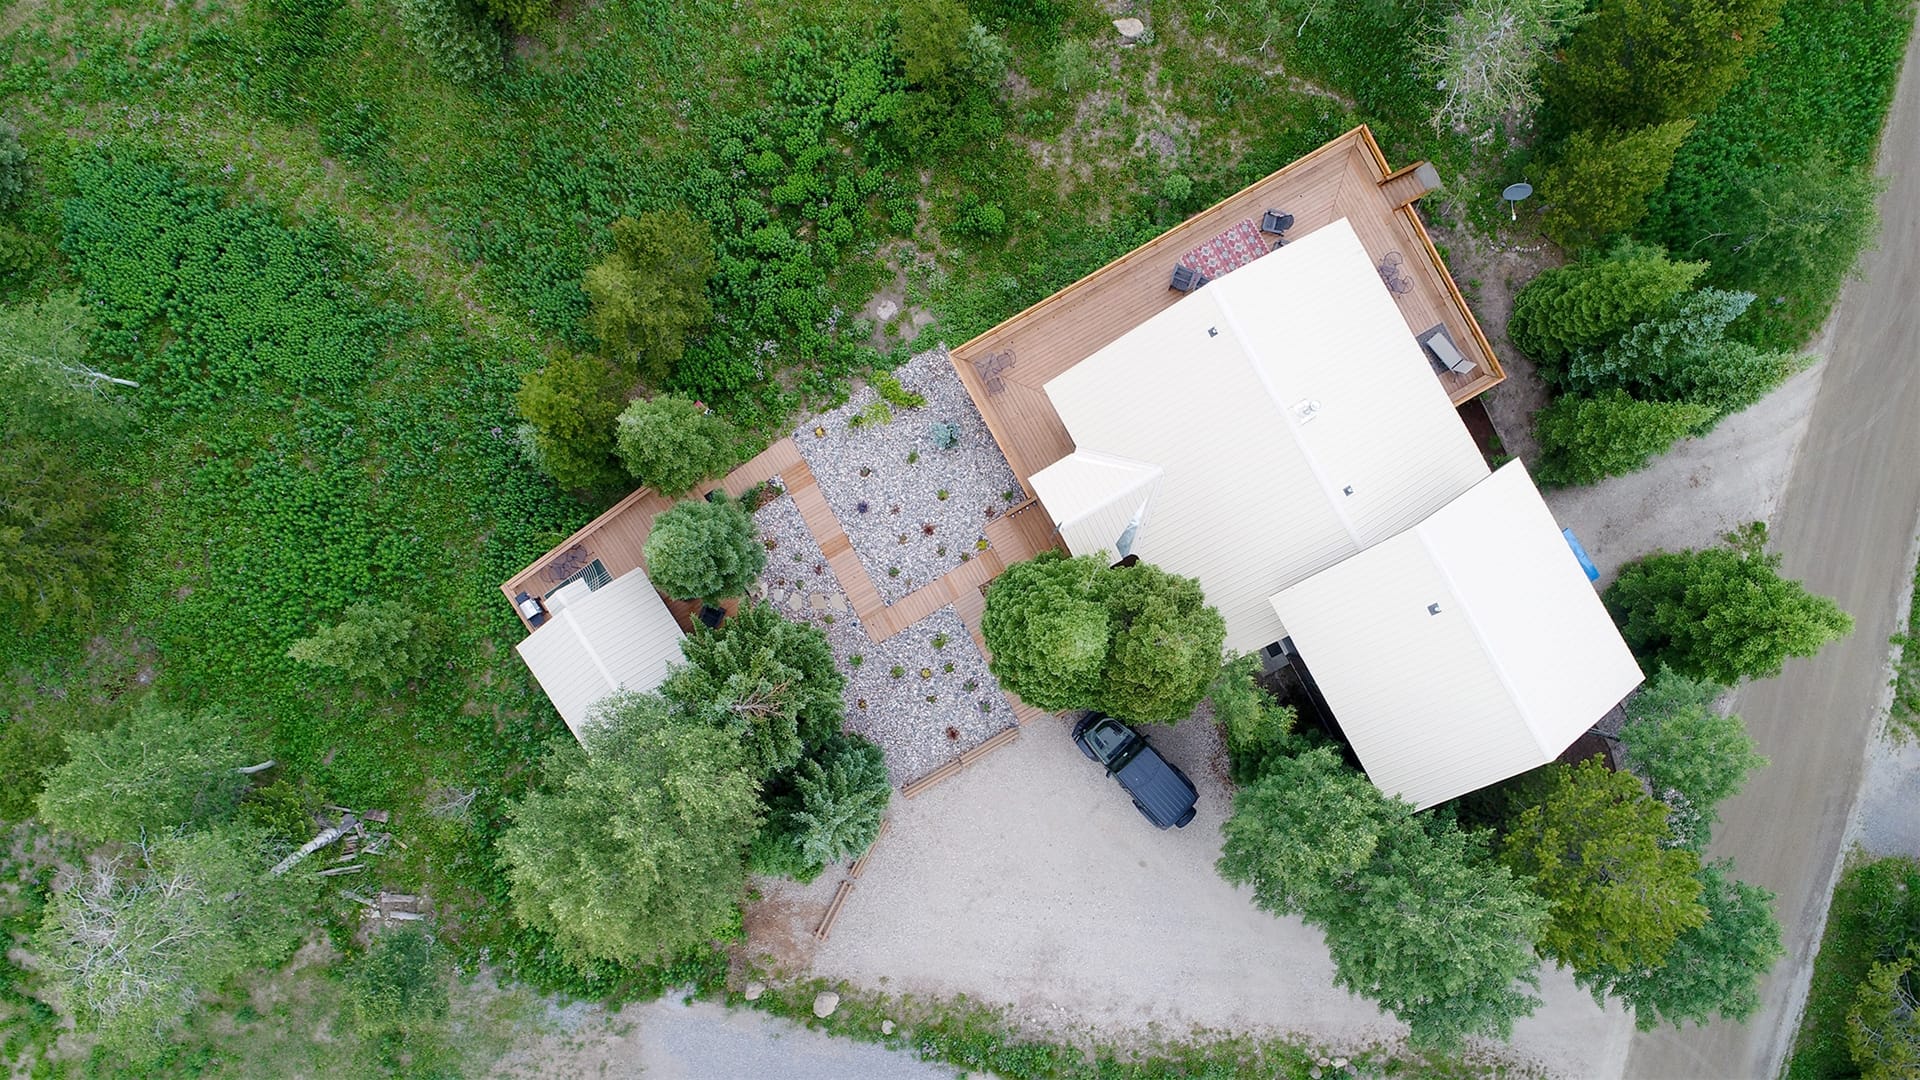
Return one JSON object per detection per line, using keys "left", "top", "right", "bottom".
{"left": 1532, "top": 391, "right": 1713, "bottom": 487}
{"left": 1507, "top": 243, "right": 1705, "bottom": 371}
{"left": 662, "top": 601, "right": 846, "bottom": 777}
{"left": 614, "top": 395, "right": 736, "bottom": 496}
{"left": 585, "top": 210, "right": 716, "bottom": 385}
{"left": 501, "top": 693, "right": 760, "bottom": 966}
{"left": 1543, "top": 0, "right": 1784, "bottom": 130}
{"left": 36, "top": 705, "right": 260, "bottom": 843}
{"left": 61, "top": 157, "right": 391, "bottom": 404}
{"left": 0, "top": 118, "right": 27, "bottom": 211}
{"left": 1207, "top": 655, "right": 1299, "bottom": 783}
{"left": 516, "top": 354, "right": 628, "bottom": 495}
{"left": 981, "top": 552, "right": 1225, "bottom": 722}
{"left": 895, "top": 0, "right": 1010, "bottom": 154}
{"left": 790, "top": 734, "right": 891, "bottom": 866}
{"left": 1618, "top": 669, "right": 1765, "bottom": 849}
{"left": 0, "top": 224, "right": 40, "bottom": 287}
{"left": 1580, "top": 860, "right": 1783, "bottom": 1030}
{"left": 285, "top": 600, "right": 437, "bottom": 689}
{"left": 869, "top": 370, "right": 925, "bottom": 409}
{"left": 1219, "top": 748, "right": 1548, "bottom": 1048}
{"left": 394, "top": 0, "right": 502, "bottom": 83}
{"left": 0, "top": 439, "right": 118, "bottom": 636}
{"left": 1605, "top": 523, "right": 1853, "bottom": 683}
{"left": 472, "top": 0, "right": 549, "bottom": 31}
{"left": 1499, "top": 759, "right": 1706, "bottom": 973}
{"left": 1565, "top": 288, "right": 1805, "bottom": 422}
{"left": 1640, "top": 0, "right": 1912, "bottom": 350}
{"left": 1541, "top": 121, "right": 1693, "bottom": 248}
{"left": 642, "top": 497, "right": 765, "bottom": 602}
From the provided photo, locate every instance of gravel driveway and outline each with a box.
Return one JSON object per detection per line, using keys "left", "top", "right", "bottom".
{"left": 772, "top": 713, "right": 1634, "bottom": 1077}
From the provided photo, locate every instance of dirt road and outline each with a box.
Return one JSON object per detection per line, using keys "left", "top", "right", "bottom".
{"left": 1623, "top": 26, "right": 1920, "bottom": 1080}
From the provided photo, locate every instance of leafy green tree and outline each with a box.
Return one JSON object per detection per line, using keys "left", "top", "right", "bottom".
{"left": 1094, "top": 560, "right": 1228, "bottom": 722}
{"left": 472, "top": 0, "right": 548, "bottom": 31}
{"left": 348, "top": 926, "right": 449, "bottom": 1045}
{"left": 643, "top": 496, "right": 765, "bottom": 602}
{"left": 37, "top": 705, "right": 260, "bottom": 843}
{"left": 1577, "top": 861, "right": 1783, "bottom": 1030}
{"left": 394, "top": 0, "right": 501, "bottom": 83}
{"left": 1220, "top": 748, "right": 1548, "bottom": 1047}
{"left": 499, "top": 692, "right": 761, "bottom": 965}
{"left": 1207, "top": 654, "right": 1299, "bottom": 783}
{"left": 33, "top": 826, "right": 317, "bottom": 1056}
{"left": 584, "top": 209, "right": 715, "bottom": 384}
{"left": 1541, "top": 121, "right": 1694, "bottom": 248}
{"left": 1566, "top": 288, "right": 1805, "bottom": 421}
{"left": 1618, "top": 668, "right": 1766, "bottom": 848}
{"left": 980, "top": 551, "right": 1109, "bottom": 711}
{"left": 1849, "top": 954, "right": 1920, "bottom": 1079}
{"left": 614, "top": 395, "right": 736, "bottom": 496}
{"left": 1420, "top": 0, "right": 1590, "bottom": 139}
{"left": 662, "top": 600, "right": 845, "bottom": 776}
{"left": 1500, "top": 759, "right": 1707, "bottom": 972}
{"left": 1507, "top": 243, "right": 1705, "bottom": 371}
{"left": 895, "top": 0, "right": 1009, "bottom": 152}
{"left": 515, "top": 353, "right": 627, "bottom": 494}
{"left": 1532, "top": 390, "right": 1714, "bottom": 487}
{"left": 1544, "top": 0, "right": 1785, "bottom": 130}
{"left": 981, "top": 552, "right": 1225, "bottom": 721}
{"left": 0, "top": 117, "right": 25, "bottom": 210}
{"left": 0, "top": 438, "right": 117, "bottom": 635}
{"left": 790, "top": 734, "right": 891, "bottom": 866}
{"left": 1605, "top": 522, "right": 1853, "bottom": 683}
{"left": 286, "top": 600, "right": 436, "bottom": 688}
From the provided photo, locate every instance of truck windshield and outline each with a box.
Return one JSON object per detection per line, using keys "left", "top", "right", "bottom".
{"left": 1086, "top": 719, "right": 1132, "bottom": 761}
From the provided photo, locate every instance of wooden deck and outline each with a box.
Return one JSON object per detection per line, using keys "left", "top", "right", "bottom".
{"left": 949, "top": 125, "right": 1504, "bottom": 486}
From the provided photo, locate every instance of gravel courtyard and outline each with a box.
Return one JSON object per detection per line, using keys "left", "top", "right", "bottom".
{"left": 753, "top": 491, "right": 1014, "bottom": 783}
{"left": 761, "top": 712, "right": 1636, "bottom": 1078}
{"left": 794, "top": 349, "right": 1024, "bottom": 604}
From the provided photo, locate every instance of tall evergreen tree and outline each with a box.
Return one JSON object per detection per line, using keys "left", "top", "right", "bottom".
{"left": 1532, "top": 390, "right": 1714, "bottom": 487}
{"left": 1544, "top": 0, "right": 1785, "bottom": 130}
{"left": 1507, "top": 243, "right": 1705, "bottom": 372}
{"left": 584, "top": 209, "right": 715, "bottom": 384}
{"left": 1540, "top": 121, "right": 1694, "bottom": 248}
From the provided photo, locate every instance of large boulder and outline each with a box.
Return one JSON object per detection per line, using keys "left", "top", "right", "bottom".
{"left": 811, "top": 990, "right": 840, "bottom": 1018}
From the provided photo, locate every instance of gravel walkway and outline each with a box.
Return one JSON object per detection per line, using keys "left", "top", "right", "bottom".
{"left": 754, "top": 492, "right": 1015, "bottom": 783}
{"left": 794, "top": 348, "right": 1024, "bottom": 604}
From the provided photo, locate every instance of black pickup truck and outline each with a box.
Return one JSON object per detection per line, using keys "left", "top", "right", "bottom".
{"left": 1071, "top": 713, "right": 1199, "bottom": 829}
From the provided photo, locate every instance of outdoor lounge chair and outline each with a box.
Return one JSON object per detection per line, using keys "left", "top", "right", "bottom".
{"left": 1170, "top": 264, "right": 1209, "bottom": 293}
{"left": 1260, "top": 209, "right": 1295, "bottom": 235}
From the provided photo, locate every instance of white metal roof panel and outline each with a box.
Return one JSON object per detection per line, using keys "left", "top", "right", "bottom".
{"left": 1272, "top": 461, "right": 1644, "bottom": 808}
{"left": 515, "top": 571, "right": 687, "bottom": 741}
{"left": 1041, "top": 218, "right": 1488, "bottom": 654}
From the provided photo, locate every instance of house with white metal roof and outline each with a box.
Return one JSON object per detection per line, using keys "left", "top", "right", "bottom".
{"left": 514, "top": 570, "right": 686, "bottom": 740}
{"left": 1018, "top": 217, "right": 1641, "bottom": 808}
{"left": 1271, "top": 460, "right": 1645, "bottom": 808}
{"left": 1032, "top": 218, "right": 1491, "bottom": 655}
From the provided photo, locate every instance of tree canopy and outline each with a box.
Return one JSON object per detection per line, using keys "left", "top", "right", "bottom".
{"left": 1220, "top": 747, "right": 1548, "bottom": 1047}
{"left": 1420, "top": 0, "right": 1590, "bottom": 140}
{"left": 1541, "top": 121, "right": 1693, "bottom": 248}
{"left": 661, "top": 599, "right": 846, "bottom": 776}
{"left": 515, "top": 352, "right": 627, "bottom": 494}
{"left": 1577, "top": 860, "right": 1783, "bottom": 1030}
{"left": 498, "top": 692, "right": 761, "bottom": 965}
{"left": 641, "top": 495, "right": 766, "bottom": 602}
{"left": 614, "top": 394, "right": 736, "bottom": 496}
{"left": 584, "top": 209, "right": 715, "bottom": 384}
{"left": 1544, "top": 0, "right": 1785, "bottom": 130}
{"left": 1532, "top": 390, "right": 1713, "bottom": 487}
{"left": 1507, "top": 242, "right": 1705, "bottom": 370}
{"left": 981, "top": 552, "right": 1225, "bottom": 722}
{"left": 1604, "top": 523, "right": 1853, "bottom": 683}
{"left": 789, "top": 733, "right": 891, "bottom": 867}
{"left": 1618, "top": 668, "right": 1766, "bottom": 848}
{"left": 1499, "top": 759, "right": 1707, "bottom": 973}
{"left": 285, "top": 600, "right": 436, "bottom": 688}
{"left": 37, "top": 704, "right": 261, "bottom": 843}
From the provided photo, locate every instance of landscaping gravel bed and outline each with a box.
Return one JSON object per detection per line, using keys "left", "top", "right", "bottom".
{"left": 753, "top": 492, "right": 1015, "bottom": 783}
{"left": 793, "top": 347, "right": 1024, "bottom": 604}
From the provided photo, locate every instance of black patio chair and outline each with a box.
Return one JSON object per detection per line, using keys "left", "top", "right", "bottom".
{"left": 1260, "top": 209, "right": 1295, "bottom": 235}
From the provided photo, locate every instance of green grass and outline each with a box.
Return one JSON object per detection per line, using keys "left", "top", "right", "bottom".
{"left": 1890, "top": 548, "right": 1920, "bottom": 739}
{"left": 1785, "top": 854, "right": 1920, "bottom": 1079}
{"left": 742, "top": 978, "right": 1526, "bottom": 1079}
{"left": 1640, "top": 0, "right": 1916, "bottom": 350}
